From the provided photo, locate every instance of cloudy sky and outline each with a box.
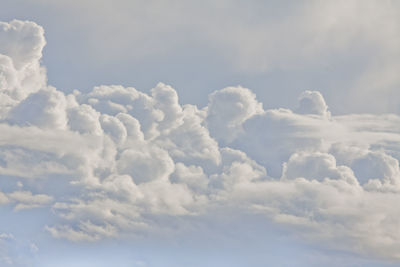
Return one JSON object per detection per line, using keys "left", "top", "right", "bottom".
{"left": 1, "top": 0, "right": 400, "bottom": 266}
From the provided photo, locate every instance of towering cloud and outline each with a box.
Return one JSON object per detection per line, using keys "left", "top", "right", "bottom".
{"left": 0, "top": 20, "right": 46, "bottom": 105}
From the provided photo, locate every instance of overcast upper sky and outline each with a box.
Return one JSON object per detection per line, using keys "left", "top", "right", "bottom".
{"left": 1, "top": 1, "right": 400, "bottom": 266}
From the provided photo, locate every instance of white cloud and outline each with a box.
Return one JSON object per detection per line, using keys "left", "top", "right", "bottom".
{"left": 206, "top": 86, "right": 263, "bottom": 143}
{"left": 0, "top": 20, "right": 46, "bottom": 102}
{"left": 67, "top": 103, "right": 103, "bottom": 136}
{"left": 0, "top": 20, "right": 45, "bottom": 69}
{"left": 352, "top": 151, "right": 400, "bottom": 191}
{"left": 1, "top": 19, "right": 400, "bottom": 263}
{"left": 8, "top": 86, "right": 68, "bottom": 129}
{"left": 45, "top": 222, "right": 118, "bottom": 242}
{"left": 282, "top": 151, "right": 356, "bottom": 183}
{"left": 151, "top": 82, "right": 184, "bottom": 134}
{"left": 117, "top": 145, "right": 174, "bottom": 184}
{"left": 296, "top": 90, "right": 330, "bottom": 118}
{"left": 7, "top": 190, "right": 53, "bottom": 210}
{"left": 159, "top": 104, "right": 221, "bottom": 169}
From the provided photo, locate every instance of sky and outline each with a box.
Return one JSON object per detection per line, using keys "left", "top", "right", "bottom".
{"left": 1, "top": 0, "right": 400, "bottom": 266}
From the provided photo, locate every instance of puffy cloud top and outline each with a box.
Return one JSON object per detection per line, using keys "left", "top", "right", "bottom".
{"left": 0, "top": 20, "right": 46, "bottom": 106}
{"left": 206, "top": 86, "right": 264, "bottom": 143}
{"left": 8, "top": 86, "right": 68, "bottom": 129}
{"left": 296, "top": 90, "right": 330, "bottom": 117}
{"left": 0, "top": 20, "right": 45, "bottom": 69}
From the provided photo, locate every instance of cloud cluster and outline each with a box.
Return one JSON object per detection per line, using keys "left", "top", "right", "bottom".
{"left": 1, "top": 20, "right": 400, "bottom": 261}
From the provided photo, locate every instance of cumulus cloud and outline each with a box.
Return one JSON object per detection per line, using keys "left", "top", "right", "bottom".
{"left": 8, "top": 86, "right": 68, "bottom": 129}
{"left": 1, "top": 19, "right": 400, "bottom": 263}
{"left": 282, "top": 152, "right": 356, "bottom": 183}
{"left": 117, "top": 145, "right": 174, "bottom": 184}
{"left": 0, "top": 20, "right": 46, "bottom": 103}
{"left": 206, "top": 86, "right": 263, "bottom": 143}
{"left": 296, "top": 90, "right": 330, "bottom": 118}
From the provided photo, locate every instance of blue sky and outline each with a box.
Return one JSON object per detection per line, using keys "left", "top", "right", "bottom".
{"left": 1, "top": 1, "right": 400, "bottom": 266}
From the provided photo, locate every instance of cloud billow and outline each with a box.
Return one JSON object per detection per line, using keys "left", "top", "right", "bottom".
{"left": 1, "top": 20, "right": 400, "bottom": 261}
